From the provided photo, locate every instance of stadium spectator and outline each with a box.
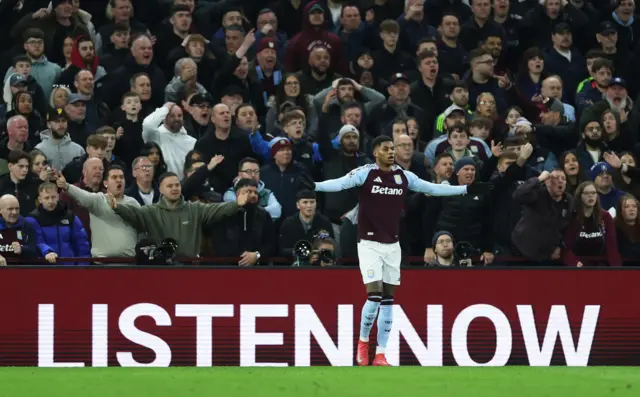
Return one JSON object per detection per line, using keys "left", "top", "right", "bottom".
{"left": 224, "top": 157, "right": 281, "bottom": 220}
{"left": 544, "top": 23, "right": 587, "bottom": 103}
{"left": 139, "top": 142, "right": 167, "bottom": 186}
{"left": 125, "top": 157, "right": 159, "bottom": 206}
{"left": 5, "top": 54, "right": 47, "bottom": 118}
{"left": 182, "top": 93, "right": 214, "bottom": 140}
{"left": 164, "top": 57, "right": 208, "bottom": 103}
{"left": 410, "top": 50, "right": 449, "bottom": 142}
{"left": 0, "top": 116, "right": 31, "bottom": 161}
{"left": 265, "top": 73, "right": 317, "bottom": 139}
{"left": 111, "top": 172, "right": 248, "bottom": 257}
{"left": 562, "top": 181, "right": 621, "bottom": 267}
{"left": 62, "top": 134, "right": 108, "bottom": 184}
{"left": 559, "top": 150, "right": 587, "bottom": 196}
{"left": 57, "top": 36, "right": 106, "bottom": 89}
{"left": 296, "top": 45, "right": 341, "bottom": 96}
{"left": 590, "top": 162, "right": 625, "bottom": 212}
{"left": 142, "top": 102, "right": 196, "bottom": 179}
{"left": 57, "top": 164, "right": 139, "bottom": 258}
{"left": 0, "top": 194, "right": 38, "bottom": 265}
{"left": 307, "top": 233, "right": 337, "bottom": 267}
{"left": 512, "top": 169, "right": 572, "bottom": 263}
{"left": 26, "top": 182, "right": 90, "bottom": 265}
{"left": 59, "top": 157, "right": 105, "bottom": 238}
{"left": 427, "top": 231, "right": 456, "bottom": 267}
{"left": 36, "top": 108, "right": 85, "bottom": 172}
{"left": 607, "top": 152, "right": 640, "bottom": 200}
{"left": 0, "top": 150, "right": 40, "bottom": 216}
{"left": 372, "top": 20, "right": 414, "bottom": 84}
{"left": 615, "top": 194, "right": 640, "bottom": 258}
{"left": 181, "top": 155, "right": 223, "bottom": 203}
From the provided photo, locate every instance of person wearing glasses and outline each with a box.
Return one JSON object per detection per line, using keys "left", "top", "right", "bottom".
{"left": 125, "top": 156, "right": 159, "bottom": 206}
{"left": 562, "top": 181, "right": 621, "bottom": 267}
{"left": 222, "top": 157, "right": 281, "bottom": 220}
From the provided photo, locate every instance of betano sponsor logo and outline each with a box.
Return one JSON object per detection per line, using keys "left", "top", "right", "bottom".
{"left": 37, "top": 303, "right": 599, "bottom": 367}
{"left": 371, "top": 186, "right": 403, "bottom": 195}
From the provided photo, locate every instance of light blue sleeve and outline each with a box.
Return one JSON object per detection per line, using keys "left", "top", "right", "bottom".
{"left": 424, "top": 137, "right": 444, "bottom": 166}
{"left": 265, "top": 192, "right": 282, "bottom": 219}
{"left": 404, "top": 170, "right": 468, "bottom": 196}
{"left": 315, "top": 165, "right": 371, "bottom": 192}
{"left": 223, "top": 189, "right": 236, "bottom": 202}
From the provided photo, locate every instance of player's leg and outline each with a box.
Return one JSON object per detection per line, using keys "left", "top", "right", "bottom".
{"left": 373, "top": 242, "right": 402, "bottom": 366}
{"left": 356, "top": 241, "right": 384, "bottom": 366}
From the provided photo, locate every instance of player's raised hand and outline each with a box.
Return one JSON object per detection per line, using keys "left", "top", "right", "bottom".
{"left": 466, "top": 182, "right": 493, "bottom": 195}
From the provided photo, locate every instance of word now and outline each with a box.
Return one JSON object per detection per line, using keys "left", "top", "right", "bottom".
{"left": 37, "top": 303, "right": 599, "bottom": 367}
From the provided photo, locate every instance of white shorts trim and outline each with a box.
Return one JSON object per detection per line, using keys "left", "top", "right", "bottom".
{"left": 357, "top": 240, "right": 402, "bottom": 285}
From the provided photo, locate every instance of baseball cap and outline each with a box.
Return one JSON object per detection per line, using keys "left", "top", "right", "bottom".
{"left": 257, "top": 37, "right": 277, "bottom": 53}
{"left": 608, "top": 77, "right": 627, "bottom": 89}
{"left": 309, "top": 3, "right": 324, "bottom": 14}
{"left": 47, "top": 107, "right": 68, "bottom": 121}
{"left": 443, "top": 104, "right": 466, "bottom": 119}
{"left": 189, "top": 93, "right": 214, "bottom": 106}
{"left": 68, "top": 93, "right": 87, "bottom": 104}
{"left": 598, "top": 21, "right": 617, "bottom": 35}
{"left": 389, "top": 72, "right": 410, "bottom": 86}
{"left": 9, "top": 74, "right": 27, "bottom": 87}
{"left": 590, "top": 162, "right": 613, "bottom": 181}
{"left": 553, "top": 22, "right": 572, "bottom": 35}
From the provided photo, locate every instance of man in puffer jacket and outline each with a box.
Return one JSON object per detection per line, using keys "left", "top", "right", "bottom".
{"left": 25, "top": 181, "right": 90, "bottom": 265}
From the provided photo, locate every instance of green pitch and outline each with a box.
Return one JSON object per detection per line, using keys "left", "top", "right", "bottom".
{"left": 0, "top": 367, "right": 637, "bottom": 397}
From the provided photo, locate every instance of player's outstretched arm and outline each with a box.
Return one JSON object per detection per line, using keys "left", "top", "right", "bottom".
{"left": 304, "top": 166, "right": 370, "bottom": 193}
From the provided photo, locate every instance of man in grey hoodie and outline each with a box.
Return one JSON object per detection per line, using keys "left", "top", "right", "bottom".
{"left": 36, "top": 108, "right": 85, "bottom": 171}
{"left": 110, "top": 171, "right": 250, "bottom": 257}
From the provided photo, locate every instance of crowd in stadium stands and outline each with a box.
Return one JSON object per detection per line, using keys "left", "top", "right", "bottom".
{"left": 1, "top": 0, "right": 640, "bottom": 267}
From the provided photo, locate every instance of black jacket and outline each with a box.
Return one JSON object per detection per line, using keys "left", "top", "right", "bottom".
{"left": 109, "top": 109, "right": 144, "bottom": 173}
{"left": 62, "top": 154, "right": 111, "bottom": 185}
{"left": 208, "top": 205, "right": 275, "bottom": 259}
{"left": 194, "top": 128, "right": 256, "bottom": 194}
{"left": 278, "top": 212, "right": 334, "bottom": 258}
{"left": 102, "top": 56, "right": 167, "bottom": 110}
{"left": 0, "top": 173, "right": 40, "bottom": 216}
{"left": 409, "top": 76, "right": 451, "bottom": 142}
{"left": 181, "top": 164, "right": 222, "bottom": 203}
{"left": 125, "top": 183, "right": 160, "bottom": 206}
{"left": 260, "top": 161, "right": 309, "bottom": 219}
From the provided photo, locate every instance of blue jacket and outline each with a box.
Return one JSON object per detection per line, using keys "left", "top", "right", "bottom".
{"left": 0, "top": 215, "right": 38, "bottom": 260}
{"left": 260, "top": 161, "right": 309, "bottom": 219}
{"left": 26, "top": 204, "right": 90, "bottom": 265}
{"left": 543, "top": 47, "right": 587, "bottom": 105}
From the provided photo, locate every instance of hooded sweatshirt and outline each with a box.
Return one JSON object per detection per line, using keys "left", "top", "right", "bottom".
{"left": 284, "top": 1, "right": 346, "bottom": 74}
{"left": 2, "top": 58, "right": 61, "bottom": 100}
{"left": 35, "top": 129, "right": 86, "bottom": 172}
{"left": 65, "top": 184, "right": 140, "bottom": 258}
{"left": 113, "top": 196, "right": 240, "bottom": 257}
{"left": 57, "top": 35, "right": 107, "bottom": 89}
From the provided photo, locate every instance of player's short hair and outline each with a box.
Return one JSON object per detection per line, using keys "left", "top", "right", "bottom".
{"left": 296, "top": 189, "right": 316, "bottom": 201}
{"left": 372, "top": 135, "right": 393, "bottom": 150}
{"left": 235, "top": 178, "right": 259, "bottom": 190}
{"left": 38, "top": 182, "right": 58, "bottom": 194}
{"left": 238, "top": 157, "right": 259, "bottom": 171}
{"left": 447, "top": 123, "right": 468, "bottom": 138}
{"left": 158, "top": 172, "right": 179, "bottom": 185}
{"left": 104, "top": 165, "right": 125, "bottom": 180}
{"left": 8, "top": 150, "right": 30, "bottom": 165}
{"left": 86, "top": 134, "right": 108, "bottom": 149}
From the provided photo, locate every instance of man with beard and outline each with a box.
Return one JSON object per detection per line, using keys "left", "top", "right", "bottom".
{"left": 313, "top": 78, "right": 385, "bottom": 140}
{"left": 583, "top": 77, "right": 634, "bottom": 124}
{"left": 4, "top": 29, "right": 61, "bottom": 100}
{"left": 111, "top": 172, "right": 250, "bottom": 258}
{"left": 544, "top": 23, "right": 587, "bottom": 104}
{"left": 427, "top": 231, "right": 456, "bottom": 266}
{"left": 194, "top": 104, "right": 256, "bottom": 193}
{"left": 434, "top": 81, "right": 472, "bottom": 137}
{"left": 57, "top": 36, "right": 107, "bottom": 89}
{"left": 164, "top": 57, "right": 208, "bottom": 103}
{"left": 182, "top": 93, "right": 214, "bottom": 139}
{"left": 102, "top": 35, "right": 166, "bottom": 110}
{"left": 249, "top": 37, "right": 282, "bottom": 107}
{"left": 296, "top": 45, "right": 341, "bottom": 96}
{"left": 142, "top": 102, "right": 196, "bottom": 179}
{"left": 317, "top": 98, "right": 372, "bottom": 232}
{"left": 576, "top": 120, "right": 606, "bottom": 171}
{"left": 410, "top": 50, "right": 451, "bottom": 142}
{"left": 285, "top": 2, "right": 345, "bottom": 74}
{"left": 58, "top": 164, "right": 140, "bottom": 259}
{"left": 374, "top": 73, "right": 426, "bottom": 137}
{"left": 422, "top": 158, "right": 494, "bottom": 266}
{"left": 576, "top": 59, "right": 613, "bottom": 116}
{"left": 36, "top": 108, "right": 85, "bottom": 171}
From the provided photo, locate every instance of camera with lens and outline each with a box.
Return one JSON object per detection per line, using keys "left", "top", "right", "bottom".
{"left": 292, "top": 231, "right": 336, "bottom": 266}
{"left": 454, "top": 241, "right": 479, "bottom": 267}
{"left": 136, "top": 238, "right": 178, "bottom": 265}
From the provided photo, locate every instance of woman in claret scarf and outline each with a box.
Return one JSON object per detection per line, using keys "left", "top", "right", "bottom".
{"left": 562, "top": 181, "right": 621, "bottom": 267}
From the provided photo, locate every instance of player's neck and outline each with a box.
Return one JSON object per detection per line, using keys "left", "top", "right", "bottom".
{"left": 377, "top": 162, "right": 393, "bottom": 172}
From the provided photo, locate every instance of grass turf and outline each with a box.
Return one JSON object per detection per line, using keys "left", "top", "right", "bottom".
{"left": 0, "top": 367, "right": 637, "bottom": 397}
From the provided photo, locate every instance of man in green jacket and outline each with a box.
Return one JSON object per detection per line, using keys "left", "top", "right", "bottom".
{"left": 108, "top": 171, "right": 249, "bottom": 257}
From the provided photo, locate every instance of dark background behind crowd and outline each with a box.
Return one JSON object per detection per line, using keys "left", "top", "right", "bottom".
{"left": 1, "top": 0, "right": 640, "bottom": 267}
